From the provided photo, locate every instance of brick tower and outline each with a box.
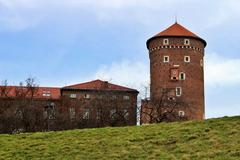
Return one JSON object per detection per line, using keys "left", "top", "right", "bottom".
{"left": 146, "top": 22, "right": 207, "bottom": 120}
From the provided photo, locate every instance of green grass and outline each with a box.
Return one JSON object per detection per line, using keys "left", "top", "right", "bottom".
{"left": 0, "top": 116, "right": 240, "bottom": 160}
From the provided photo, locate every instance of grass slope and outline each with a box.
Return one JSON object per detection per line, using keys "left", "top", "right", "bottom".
{"left": 0, "top": 116, "right": 239, "bottom": 160}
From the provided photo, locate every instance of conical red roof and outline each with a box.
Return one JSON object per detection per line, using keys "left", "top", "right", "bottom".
{"left": 147, "top": 23, "right": 206, "bottom": 47}
{"left": 154, "top": 23, "right": 199, "bottom": 38}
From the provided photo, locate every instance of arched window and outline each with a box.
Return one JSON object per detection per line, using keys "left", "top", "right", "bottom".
{"left": 163, "top": 39, "right": 169, "bottom": 45}
{"left": 184, "top": 39, "right": 190, "bottom": 45}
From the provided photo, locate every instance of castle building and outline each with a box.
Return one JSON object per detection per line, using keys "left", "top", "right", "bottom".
{"left": 141, "top": 22, "right": 207, "bottom": 123}
{"left": 0, "top": 80, "right": 138, "bottom": 132}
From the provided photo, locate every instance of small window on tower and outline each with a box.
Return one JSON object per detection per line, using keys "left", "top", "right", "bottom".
{"left": 176, "top": 87, "right": 182, "bottom": 96}
{"left": 184, "top": 56, "right": 190, "bottom": 63}
{"left": 179, "top": 111, "right": 185, "bottom": 117}
{"left": 170, "top": 68, "right": 179, "bottom": 80}
{"left": 184, "top": 39, "right": 190, "bottom": 45}
{"left": 163, "top": 56, "right": 169, "bottom": 63}
{"left": 179, "top": 72, "right": 186, "bottom": 80}
{"left": 168, "top": 89, "right": 176, "bottom": 100}
{"left": 163, "top": 39, "right": 169, "bottom": 45}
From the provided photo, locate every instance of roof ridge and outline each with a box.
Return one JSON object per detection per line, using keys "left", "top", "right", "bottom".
{"left": 62, "top": 79, "right": 138, "bottom": 92}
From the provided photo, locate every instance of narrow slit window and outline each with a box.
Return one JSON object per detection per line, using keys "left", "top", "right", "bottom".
{"left": 163, "top": 56, "right": 169, "bottom": 63}
{"left": 184, "top": 56, "right": 190, "bottom": 63}
{"left": 179, "top": 72, "right": 186, "bottom": 80}
{"left": 176, "top": 87, "right": 182, "bottom": 96}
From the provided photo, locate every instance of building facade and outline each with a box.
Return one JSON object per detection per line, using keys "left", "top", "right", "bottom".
{"left": 0, "top": 80, "right": 138, "bottom": 133}
{"left": 141, "top": 22, "right": 207, "bottom": 124}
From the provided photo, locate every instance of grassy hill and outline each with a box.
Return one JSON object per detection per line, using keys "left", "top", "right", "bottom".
{"left": 0, "top": 116, "right": 239, "bottom": 160}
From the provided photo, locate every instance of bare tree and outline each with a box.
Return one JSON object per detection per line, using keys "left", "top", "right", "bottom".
{"left": 141, "top": 88, "right": 191, "bottom": 124}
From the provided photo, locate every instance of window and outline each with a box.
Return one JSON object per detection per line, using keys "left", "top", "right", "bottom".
{"left": 168, "top": 97, "right": 175, "bottom": 101}
{"left": 110, "top": 109, "right": 117, "bottom": 119}
{"left": 43, "top": 105, "right": 55, "bottom": 119}
{"left": 170, "top": 68, "right": 179, "bottom": 80}
{"left": 42, "top": 91, "right": 51, "bottom": 97}
{"left": 163, "top": 39, "right": 169, "bottom": 45}
{"left": 123, "top": 109, "right": 130, "bottom": 120}
{"left": 200, "top": 59, "right": 203, "bottom": 67}
{"left": 168, "top": 89, "right": 176, "bottom": 100}
{"left": 69, "top": 107, "right": 76, "bottom": 119}
{"left": 96, "top": 110, "right": 101, "bottom": 120}
{"left": 98, "top": 95, "right": 103, "bottom": 99}
{"left": 163, "top": 56, "right": 169, "bottom": 63}
{"left": 83, "top": 109, "right": 90, "bottom": 119}
{"left": 179, "top": 111, "right": 185, "bottom": 117}
{"left": 176, "top": 87, "right": 182, "bottom": 96}
{"left": 111, "top": 95, "right": 117, "bottom": 100}
{"left": 184, "top": 39, "right": 190, "bottom": 45}
{"left": 84, "top": 94, "right": 90, "bottom": 99}
{"left": 123, "top": 95, "right": 130, "bottom": 100}
{"left": 70, "top": 94, "right": 77, "bottom": 99}
{"left": 184, "top": 56, "right": 190, "bottom": 63}
{"left": 179, "top": 72, "right": 186, "bottom": 80}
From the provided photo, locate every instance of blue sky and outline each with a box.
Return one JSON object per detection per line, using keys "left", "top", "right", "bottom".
{"left": 0, "top": 0, "right": 240, "bottom": 118}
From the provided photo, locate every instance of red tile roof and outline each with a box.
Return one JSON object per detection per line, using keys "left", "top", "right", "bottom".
{"left": 0, "top": 86, "right": 60, "bottom": 100}
{"left": 0, "top": 80, "right": 138, "bottom": 100}
{"left": 63, "top": 79, "right": 138, "bottom": 92}
{"left": 147, "top": 22, "right": 206, "bottom": 47}
{"left": 154, "top": 22, "right": 199, "bottom": 38}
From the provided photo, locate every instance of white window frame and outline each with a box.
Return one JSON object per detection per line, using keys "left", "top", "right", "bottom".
{"left": 83, "top": 109, "right": 90, "bottom": 119}
{"left": 179, "top": 72, "right": 186, "bottom": 80}
{"left": 184, "top": 56, "right": 190, "bottom": 63}
{"left": 123, "top": 109, "right": 130, "bottom": 120}
{"left": 176, "top": 87, "right": 182, "bottom": 97}
{"left": 179, "top": 111, "right": 185, "bottom": 117}
{"left": 112, "top": 95, "right": 117, "bottom": 100}
{"left": 84, "top": 94, "right": 90, "bottom": 99}
{"left": 69, "top": 107, "right": 76, "bottom": 119}
{"left": 42, "top": 91, "right": 51, "bottom": 97}
{"left": 163, "top": 56, "right": 169, "bottom": 63}
{"left": 70, "top": 94, "right": 77, "bottom": 99}
{"left": 110, "top": 109, "right": 117, "bottom": 119}
{"left": 184, "top": 39, "right": 190, "bottom": 45}
{"left": 163, "top": 38, "right": 169, "bottom": 45}
{"left": 96, "top": 111, "right": 101, "bottom": 120}
{"left": 123, "top": 95, "right": 130, "bottom": 100}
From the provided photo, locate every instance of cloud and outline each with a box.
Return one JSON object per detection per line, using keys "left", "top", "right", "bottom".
{"left": 205, "top": 53, "right": 240, "bottom": 87}
{"left": 93, "top": 60, "right": 149, "bottom": 98}
{"left": 1, "top": 0, "right": 240, "bottom": 32}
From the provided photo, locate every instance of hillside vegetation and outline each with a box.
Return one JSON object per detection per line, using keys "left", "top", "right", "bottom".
{"left": 0, "top": 116, "right": 239, "bottom": 160}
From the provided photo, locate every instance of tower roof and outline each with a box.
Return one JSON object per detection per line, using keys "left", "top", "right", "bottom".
{"left": 147, "top": 23, "right": 206, "bottom": 48}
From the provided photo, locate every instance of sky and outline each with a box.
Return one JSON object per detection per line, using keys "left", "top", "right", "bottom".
{"left": 0, "top": 0, "right": 240, "bottom": 118}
